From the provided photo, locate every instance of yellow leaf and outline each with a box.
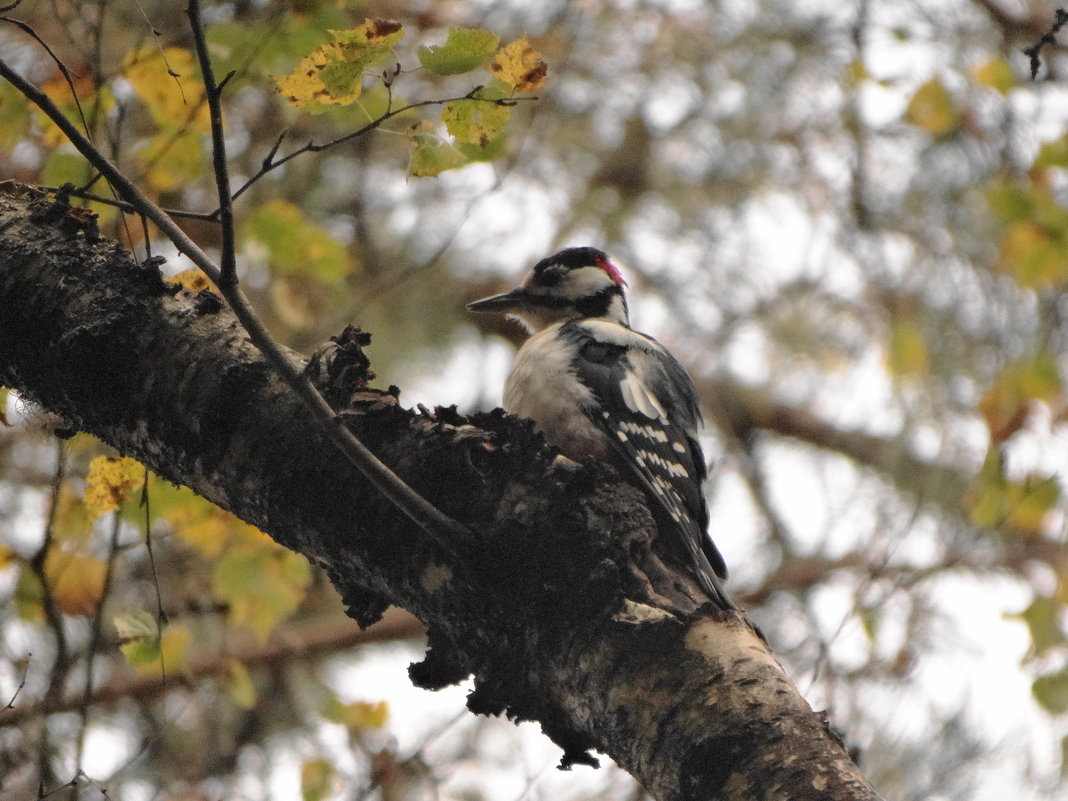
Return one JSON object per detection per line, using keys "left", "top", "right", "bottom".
{"left": 1006, "top": 475, "right": 1061, "bottom": 535}
{"left": 324, "top": 698, "right": 390, "bottom": 732}
{"left": 52, "top": 481, "right": 93, "bottom": 543}
{"left": 965, "top": 449, "right": 1062, "bottom": 536}
{"left": 489, "top": 38, "right": 548, "bottom": 92}
{"left": 843, "top": 59, "right": 869, "bottom": 88}
{"left": 164, "top": 269, "right": 214, "bottom": 293}
{"left": 905, "top": 79, "right": 959, "bottom": 136}
{"left": 301, "top": 760, "right": 336, "bottom": 801}
{"left": 124, "top": 47, "right": 209, "bottom": 132}
{"left": 887, "top": 317, "right": 928, "bottom": 376}
{"left": 45, "top": 549, "right": 107, "bottom": 616}
{"left": 37, "top": 73, "right": 114, "bottom": 149}
{"left": 978, "top": 352, "right": 1063, "bottom": 442}
{"left": 996, "top": 221, "right": 1068, "bottom": 288}
{"left": 0, "top": 386, "right": 9, "bottom": 426}
{"left": 274, "top": 19, "right": 404, "bottom": 111}
{"left": 84, "top": 455, "right": 145, "bottom": 523}
{"left": 223, "top": 660, "right": 257, "bottom": 709}
{"left": 973, "top": 58, "right": 1015, "bottom": 94}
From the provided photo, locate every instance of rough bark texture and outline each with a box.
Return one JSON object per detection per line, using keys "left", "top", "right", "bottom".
{"left": 0, "top": 182, "right": 882, "bottom": 801}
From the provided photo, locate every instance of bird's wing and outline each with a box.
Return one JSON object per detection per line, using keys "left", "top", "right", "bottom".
{"left": 564, "top": 322, "right": 732, "bottom": 607}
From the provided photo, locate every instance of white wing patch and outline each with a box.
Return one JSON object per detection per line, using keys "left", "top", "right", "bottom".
{"left": 619, "top": 371, "right": 667, "bottom": 420}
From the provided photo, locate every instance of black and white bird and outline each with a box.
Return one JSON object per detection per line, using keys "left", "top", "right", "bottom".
{"left": 468, "top": 246, "right": 733, "bottom": 609}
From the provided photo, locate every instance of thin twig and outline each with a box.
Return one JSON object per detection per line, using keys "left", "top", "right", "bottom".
{"left": 30, "top": 441, "right": 70, "bottom": 711}
{"left": 4, "top": 654, "right": 30, "bottom": 710}
{"left": 0, "top": 12, "right": 91, "bottom": 137}
{"left": 1023, "top": 8, "right": 1068, "bottom": 79}
{"left": 74, "top": 511, "right": 123, "bottom": 772}
{"left": 187, "top": 0, "right": 236, "bottom": 284}
{"left": 38, "top": 186, "right": 222, "bottom": 221}
{"left": 224, "top": 89, "right": 532, "bottom": 211}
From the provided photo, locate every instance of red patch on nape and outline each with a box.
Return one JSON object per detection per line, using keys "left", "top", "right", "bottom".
{"left": 594, "top": 253, "right": 627, "bottom": 286}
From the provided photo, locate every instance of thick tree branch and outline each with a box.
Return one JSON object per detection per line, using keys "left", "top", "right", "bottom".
{"left": 0, "top": 51, "right": 466, "bottom": 544}
{"left": 0, "top": 183, "right": 882, "bottom": 801}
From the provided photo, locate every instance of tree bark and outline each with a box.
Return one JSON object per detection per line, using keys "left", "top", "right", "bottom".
{"left": 0, "top": 182, "right": 883, "bottom": 801}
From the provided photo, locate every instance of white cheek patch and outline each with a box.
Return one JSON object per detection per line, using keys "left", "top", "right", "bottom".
{"left": 564, "top": 265, "right": 617, "bottom": 297}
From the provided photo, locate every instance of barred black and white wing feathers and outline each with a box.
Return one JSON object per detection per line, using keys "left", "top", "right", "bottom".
{"left": 562, "top": 320, "right": 731, "bottom": 606}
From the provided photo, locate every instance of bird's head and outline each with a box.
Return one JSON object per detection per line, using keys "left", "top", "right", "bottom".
{"left": 467, "top": 246, "right": 630, "bottom": 332}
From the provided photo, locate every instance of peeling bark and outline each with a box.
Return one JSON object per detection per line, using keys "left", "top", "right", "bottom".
{"left": 0, "top": 182, "right": 883, "bottom": 801}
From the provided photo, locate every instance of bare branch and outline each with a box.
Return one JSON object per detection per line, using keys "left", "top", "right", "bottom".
{"left": 0, "top": 610, "right": 424, "bottom": 729}
{"left": 1023, "top": 8, "right": 1068, "bottom": 79}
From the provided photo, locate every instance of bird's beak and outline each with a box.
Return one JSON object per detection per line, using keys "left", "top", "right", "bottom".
{"left": 466, "top": 287, "right": 529, "bottom": 314}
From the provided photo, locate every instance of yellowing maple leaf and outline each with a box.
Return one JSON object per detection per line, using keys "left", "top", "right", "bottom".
{"left": 274, "top": 19, "right": 404, "bottom": 111}
{"left": 164, "top": 269, "right": 213, "bottom": 293}
{"left": 490, "top": 38, "right": 547, "bottom": 92}
{"left": 84, "top": 455, "right": 145, "bottom": 522}
{"left": 45, "top": 549, "right": 107, "bottom": 616}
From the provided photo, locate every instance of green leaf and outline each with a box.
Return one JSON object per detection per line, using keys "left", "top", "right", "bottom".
{"left": 996, "top": 221, "right": 1068, "bottom": 289}
{"left": 114, "top": 608, "right": 161, "bottom": 666}
{"left": 442, "top": 97, "right": 511, "bottom": 146}
{"left": 240, "top": 200, "right": 353, "bottom": 284}
{"left": 14, "top": 567, "right": 43, "bottom": 622}
{"left": 224, "top": 660, "right": 257, "bottom": 709}
{"left": 418, "top": 27, "right": 500, "bottom": 75}
{"left": 457, "top": 132, "right": 508, "bottom": 162}
{"left": 1036, "top": 135, "right": 1068, "bottom": 169}
{"left": 887, "top": 317, "right": 928, "bottom": 377}
{"left": 1009, "top": 596, "right": 1066, "bottom": 656}
{"left": 1033, "top": 667, "right": 1068, "bottom": 714}
{"left": 41, "top": 149, "right": 92, "bottom": 188}
{"left": 978, "top": 351, "right": 1063, "bottom": 441}
{"left": 409, "top": 134, "right": 468, "bottom": 177}
{"left": 985, "top": 178, "right": 1033, "bottom": 226}
{"left": 0, "top": 81, "right": 29, "bottom": 149}
{"left": 1007, "top": 476, "right": 1061, "bottom": 534}
{"left": 905, "top": 79, "right": 959, "bottom": 136}
{"left": 212, "top": 541, "right": 311, "bottom": 642}
{"left": 301, "top": 760, "right": 335, "bottom": 801}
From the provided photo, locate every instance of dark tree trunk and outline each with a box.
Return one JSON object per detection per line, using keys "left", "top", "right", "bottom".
{"left": 0, "top": 182, "right": 882, "bottom": 801}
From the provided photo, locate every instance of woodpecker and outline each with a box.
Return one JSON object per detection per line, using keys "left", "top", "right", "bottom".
{"left": 468, "top": 246, "right": 733, "bottom": 609}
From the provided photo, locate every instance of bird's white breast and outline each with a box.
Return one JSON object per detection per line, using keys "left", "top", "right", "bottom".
{"left": 503, "top": 322, "right": 607, "bottom": 457}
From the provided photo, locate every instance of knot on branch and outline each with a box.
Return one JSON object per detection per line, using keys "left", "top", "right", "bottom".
{"left": 28, "top": 185, "right": 100, "bottom": 240}
{"left": 306, "top": 324, "right": 396, "bottom": 410}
